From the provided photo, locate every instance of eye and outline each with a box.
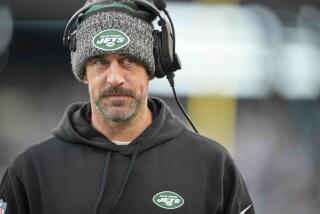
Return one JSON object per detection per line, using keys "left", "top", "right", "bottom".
{"left": 122, "top": 56, "right": 136, "bottom": 66}
{"left": 94, "top": 57, "right": 109, "bottom": 66}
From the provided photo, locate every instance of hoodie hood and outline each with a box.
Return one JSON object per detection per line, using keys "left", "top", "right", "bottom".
{"left": 52, "top": 97, "right": 187, "bottom": 214}
{"left": 52, "top": 97, "right": 185, "bottom": 155}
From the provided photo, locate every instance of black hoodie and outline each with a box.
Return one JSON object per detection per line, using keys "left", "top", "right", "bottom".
{"left": 0, "top": 97, "right": 254, "bottom": 214}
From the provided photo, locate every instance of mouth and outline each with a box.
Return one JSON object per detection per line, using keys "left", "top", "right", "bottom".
{"left": 103, "top": 95, "right": 134, "bottom": 102}
{"left": 106, "top": 94, "right": 132, "bottom": 98}
{"left": 103, "top": 95, "right": 132, "bottom": 107}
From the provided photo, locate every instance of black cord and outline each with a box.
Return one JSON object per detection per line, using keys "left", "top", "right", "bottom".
{"left": 166, "top": 73, "right": 199, "bottom": 134}
{"left": 162, "top": 4, "right": 197, "bottom": 133}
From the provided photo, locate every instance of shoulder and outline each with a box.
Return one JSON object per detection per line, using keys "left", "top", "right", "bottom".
{"left": 17, "top": 136, "right": 70, "bottom": 158}
{"left": 173, "top": 128, "right": 234, "bottom": 166}
{"left": 178, "top": 128, "right": 230, "bottom": 155}
{"left": 9, "top": 136, "right": 75, "bottom": 176}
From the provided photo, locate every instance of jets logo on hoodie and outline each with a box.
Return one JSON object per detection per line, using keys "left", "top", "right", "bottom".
{"left": 153, "top": 191, "right": 184, "bottom": 209}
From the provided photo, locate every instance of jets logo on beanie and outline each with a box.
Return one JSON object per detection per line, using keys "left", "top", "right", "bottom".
{"left": 70, "top": 0, "right": 155, "bottom": 81}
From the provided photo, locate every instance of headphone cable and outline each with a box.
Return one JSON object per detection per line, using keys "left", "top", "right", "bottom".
{"left": 163, "top": 7, "right": 196, "bottom": 132}
{"left": 166, "top": 73, "right": 199, "bottom": 134}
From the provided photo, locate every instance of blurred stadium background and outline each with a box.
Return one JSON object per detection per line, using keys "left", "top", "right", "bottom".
{"left": 1, "top": 0, "right": 320, "bottom": 213}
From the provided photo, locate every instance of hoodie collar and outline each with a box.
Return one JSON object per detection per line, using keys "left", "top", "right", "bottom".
{"left": 52, "top": 97, "right": 185, "bottom": 155}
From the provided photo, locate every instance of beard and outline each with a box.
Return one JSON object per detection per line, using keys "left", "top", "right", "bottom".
{"left": 94, "top": 86, "right": 145, "bottom": 122}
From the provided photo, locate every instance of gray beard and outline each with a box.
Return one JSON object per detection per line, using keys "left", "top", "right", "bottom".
{"left": 95, "top": 95, "right": 145, "bottom": 122}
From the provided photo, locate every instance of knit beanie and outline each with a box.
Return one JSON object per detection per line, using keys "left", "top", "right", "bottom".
{"left": 70, "top": 0, "right": 155, "bottom": 81}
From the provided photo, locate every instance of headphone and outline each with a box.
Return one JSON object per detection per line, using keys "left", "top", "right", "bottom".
{"left": 63, "top": 0, "right": 181, "bottom": 79}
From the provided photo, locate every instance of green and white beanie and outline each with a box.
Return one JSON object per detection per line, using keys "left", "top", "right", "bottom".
{"left": 71, "top": 0, "right": 155, "bottom": 81}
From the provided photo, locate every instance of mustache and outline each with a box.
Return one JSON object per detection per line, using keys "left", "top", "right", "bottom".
{"left": 99, "top": 86, "right": 135, "bottom": 98}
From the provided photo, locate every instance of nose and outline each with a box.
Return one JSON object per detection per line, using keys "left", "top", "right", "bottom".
{"left": 106, "top": 60, "right": 125, "bottom": 86}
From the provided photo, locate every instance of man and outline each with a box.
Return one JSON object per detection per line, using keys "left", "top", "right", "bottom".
{"left": 0, "top": 0, "right": 255, "bottom": 213}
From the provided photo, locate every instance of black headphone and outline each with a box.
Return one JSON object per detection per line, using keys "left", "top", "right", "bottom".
{"left": 63, "top": 0, "right": 181, "bottom": 78}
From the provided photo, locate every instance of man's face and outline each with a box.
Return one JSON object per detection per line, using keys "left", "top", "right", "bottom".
{"left": 84, "top": 54, "right": 149, "bottom": 122}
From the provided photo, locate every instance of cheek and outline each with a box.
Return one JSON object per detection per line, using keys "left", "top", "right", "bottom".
{"left": 87, "top": 81, "right": 100, "bottom": 102}
{"left": 139, "top": 81, "right": 149, "bottom": 97}
{"left": 86, "top": 69, "right": 104, "bottom": 99}
{"left": 87, "top": 84, "right": 94, "bottom": 101}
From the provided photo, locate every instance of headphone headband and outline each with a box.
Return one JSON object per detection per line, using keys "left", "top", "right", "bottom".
{"left": 63, "top": 0, "right": 157, "bottom": 46}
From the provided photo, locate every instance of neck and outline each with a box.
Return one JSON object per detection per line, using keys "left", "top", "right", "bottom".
{"left": 90, "top": 100, "right": 152, "bottom": 142}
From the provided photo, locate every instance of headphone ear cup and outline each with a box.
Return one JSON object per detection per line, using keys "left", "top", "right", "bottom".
{"left": 153, "top": 30, "right": 166, "bottom": 78}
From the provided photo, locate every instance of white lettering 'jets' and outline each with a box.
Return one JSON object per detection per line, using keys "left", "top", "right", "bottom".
{"left": 240, "top": 204, "right": 252, "bottom": 214}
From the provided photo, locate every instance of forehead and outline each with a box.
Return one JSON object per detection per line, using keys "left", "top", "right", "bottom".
{"left": 88, "top": 53, "right": 145, "bottom": 62}
{"left": 85, "top": 53, "right": 146, "bottom": 69}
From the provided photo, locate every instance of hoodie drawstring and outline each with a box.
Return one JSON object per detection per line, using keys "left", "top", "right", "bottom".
{"left": 108, "top": 148, "right": 139, "bottom": 214}
{"left": 93, "top": 151, "right": 112, "bottom": 214}
{"left": 93, "top": 147, "right": 140, "bottom": 214}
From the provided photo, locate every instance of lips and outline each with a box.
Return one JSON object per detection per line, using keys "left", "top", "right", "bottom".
{"left": 106, "top": 95, "right": 133, "bottom": 99}
{"left": 107, "top": 94, "right": 131, "bottom": 97}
